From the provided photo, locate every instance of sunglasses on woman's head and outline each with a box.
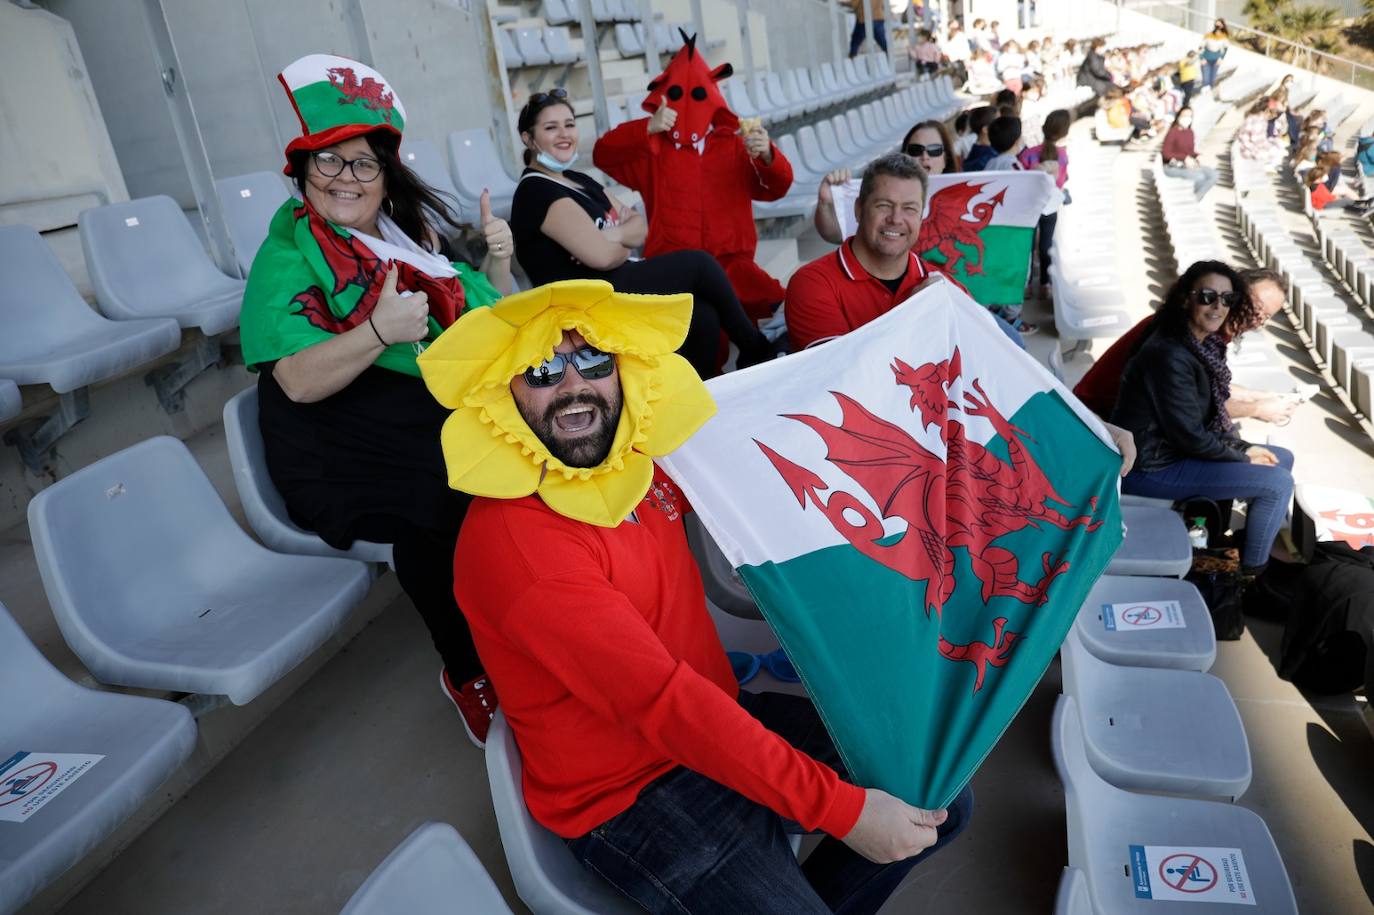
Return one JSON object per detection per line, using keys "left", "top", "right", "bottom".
{"left": 1192, "top": 288, "right": 1244, "bottom": 308}
{"left": 904, "top": 142, "right": 945, "bottom": 158}
{"left": 528, "top": 87, "right": 569, "bottom": 109}
{"left": 522, "top": 346, "right": 615, "bottom": 388}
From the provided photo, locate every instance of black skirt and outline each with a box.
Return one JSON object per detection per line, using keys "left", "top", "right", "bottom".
{"left": 257, "top": 364, "right": 468, "bottom": 549}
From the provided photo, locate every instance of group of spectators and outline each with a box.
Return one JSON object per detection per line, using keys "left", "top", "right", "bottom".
{"left": 228, "top": 15, "right": 1322, "bottom": 907}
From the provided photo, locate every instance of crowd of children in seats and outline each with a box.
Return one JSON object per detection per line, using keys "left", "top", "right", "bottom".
{"left": 218, "top": 8, "right": 1366, "bottom": 908}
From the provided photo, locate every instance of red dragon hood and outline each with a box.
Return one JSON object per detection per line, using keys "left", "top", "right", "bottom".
{"left": 641, "top": 30, "right": 739, "bottom": 150}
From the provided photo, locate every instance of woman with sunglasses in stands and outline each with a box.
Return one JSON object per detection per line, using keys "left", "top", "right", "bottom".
{"left": 509, "top": 89, "right": 772, "bottom": 376}
{"left": 239, "top": 55, "right": 512, "bottom": 747}
{"left": 813, "top": 120, "right": 958, "bottom": 245}
{"left": 1111, "top": 261, "right": 1294, "bottom": 577}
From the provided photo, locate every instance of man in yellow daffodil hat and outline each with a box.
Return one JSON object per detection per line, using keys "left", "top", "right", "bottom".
{"left": 417, "top": 279, "right": 959, "bottom": 911}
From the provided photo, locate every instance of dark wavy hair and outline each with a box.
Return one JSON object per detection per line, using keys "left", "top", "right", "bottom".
{"left": 288, "top": 130, "right": 467, "bottom": 252}
{"left": 1156, "top": 260, "right": 1257, "bottom": 339}
{"left": 517, "top": 94, "right": 577, "bottom": 166}
{"left": 900, "top": 119, "right": 960, "bottom": 173}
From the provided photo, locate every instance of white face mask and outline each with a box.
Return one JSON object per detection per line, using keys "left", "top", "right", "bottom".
{"left": 1178, "top": 118, "right": 1193, "bottom": 128}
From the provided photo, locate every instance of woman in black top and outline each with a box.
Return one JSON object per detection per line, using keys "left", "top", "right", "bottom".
{"left": 1110, "top": 261, "right": 1294, "bottom": 573}
{"left": 510, "top": 90, "right": 772, "bottom": 376}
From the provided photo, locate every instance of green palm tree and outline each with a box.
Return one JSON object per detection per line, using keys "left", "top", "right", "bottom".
{"left": 1243, "top": 0, "right": 1343, "bottom": 69}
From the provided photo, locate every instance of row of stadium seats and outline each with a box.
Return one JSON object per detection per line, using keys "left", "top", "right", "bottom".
{"left": 1051, "top": 513, "right": 1299, "bottom": 910}
{"left": 1050, "top": 141, "right": 1132, "bottom": 350}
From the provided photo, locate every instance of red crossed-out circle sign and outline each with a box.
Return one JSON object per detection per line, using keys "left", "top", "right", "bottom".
{"left": 1159, "top": 853, "right": 1218, "bottom": 893}
{"left": 0, "top": 760, "right": 58, "bottom": 808}
{"left": 1121, "top": 604, "right": 1163, "bottom": 627}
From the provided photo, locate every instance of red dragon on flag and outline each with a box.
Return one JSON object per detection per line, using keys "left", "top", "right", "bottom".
{"left": 915, "top": 182, "right": 1006, "bottom": 277}
{"left": 326, "top": 66, "right": 398, "bottom": 123}
{"left": 755, "top": 347, "right": 1103, "bottom": 693}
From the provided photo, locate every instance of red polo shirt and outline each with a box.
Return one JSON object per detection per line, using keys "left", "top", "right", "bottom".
{"left": 785, "top": 239, "right": 945, "bottom": 351}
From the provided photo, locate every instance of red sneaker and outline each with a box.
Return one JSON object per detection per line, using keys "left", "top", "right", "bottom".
{"left": 440, "top": 668, "right": 498, "bottom": 749}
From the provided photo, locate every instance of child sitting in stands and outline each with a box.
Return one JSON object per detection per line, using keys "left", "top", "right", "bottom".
{"left": 910, "top": 29, "right": 943, "bottom": 77}
{"left": 962, "top": 105, "right": 1000, "bottom": 171}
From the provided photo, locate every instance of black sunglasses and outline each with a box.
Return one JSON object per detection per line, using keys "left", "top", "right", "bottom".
{"left": 528, "top": 87, "right": 569, "bottom": 109}
{"left": 523, "top": 346, "right": 615, "bottom": 388}
{"left": 904, "top": 142, "right": 945, "bottom": 159}
{"left": 1192, "top": 288, "right": 1244, "bottom": 308}
{"left": 310, "top": 151, "right": 384, "bottom": 183}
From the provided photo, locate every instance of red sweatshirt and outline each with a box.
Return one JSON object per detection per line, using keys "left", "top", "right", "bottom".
{"left": 453, "top": 468, "right": 866, "bottom": 840}
{"left": 1161, "top": 126, "right": 1196, "bottom": 165}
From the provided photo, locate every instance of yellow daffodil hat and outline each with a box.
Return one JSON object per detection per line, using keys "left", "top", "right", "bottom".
{"left": 416, "top": 279, "right": 717, "bottom": 527}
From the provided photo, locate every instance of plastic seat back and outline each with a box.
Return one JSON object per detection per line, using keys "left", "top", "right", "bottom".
{"left": 400, "top": 139, "right": 468, "bottom": 221}
{"left": 545, "top": 27, "right": 578, "bottom": 63}
{"left": 615, "top": 22, "right": 642, "bottom": 56}
{"left": 542, "top": 0, "right": 574, "bottom": 24}
{"left": 515, "top": 28, "right": 553, "bottom": 66}
{"left": 486, "top": 713, "right": 641, "bottom": 914}
{"left": 1053, "top": 867, "right": 1093, "bottom": 915}
{"left": 340, "top": 822, "right": 512, "bottom": 915}
{"left": 214, "top": 172, "right": 293, "bottom": 274}
{"left": 448, "top": 128, "right": 519, "bottom": 202}
{"left": 0, "top": 600, "right": 197, "bottom": 914}
{"left": 223, "top": 386, "right": 392, "bottom": 564}
{"left": 80, "top": 195, "right": 243, "bottom": 329}
{"left": 498, "top": 27, "right": 524, "bottom": 67}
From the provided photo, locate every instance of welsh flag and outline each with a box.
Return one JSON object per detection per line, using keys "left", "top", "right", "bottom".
{"left": 660, "top": 278, "right": 1123, "bottom": 809}
{"left": 835, "top": 171, "right": 1056, "bottom": 306}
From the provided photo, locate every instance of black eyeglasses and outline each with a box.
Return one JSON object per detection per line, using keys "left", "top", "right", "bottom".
{"left": 1192, "top": 288, "right": 1244, "bottom": 308}
{"left": 522, "top": 346, "right": 615, "bottom": 388}
{"left": 528, "top": 87, "right": 569, "bottom": 109}
{"left": 310, "top": 151, "right": 383, "bottom": 183}
{"left": 904, "top": 143, "right": 945, "bottom": 159}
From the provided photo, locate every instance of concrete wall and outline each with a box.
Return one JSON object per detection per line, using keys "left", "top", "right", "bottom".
{"left": 0, "top": 4, "right": 129, "bottom": 231}
{"left": 44, "top": 0, "right": 506, "bottom": 204}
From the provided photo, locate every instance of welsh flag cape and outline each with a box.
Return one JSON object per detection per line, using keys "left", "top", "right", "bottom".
{"left": 659, "top": 278, "right": 1123, "bottom": 808}
{"left": 835, "top": 171, "right": 1056, "bottom": 306}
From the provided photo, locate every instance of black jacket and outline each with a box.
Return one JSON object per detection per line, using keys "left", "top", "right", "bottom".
{"left": 1077, "top": 51, "right": 1115, "bottom": 95}
{"left": 1109, "top": 329, "right": 1250, "bottom": 473}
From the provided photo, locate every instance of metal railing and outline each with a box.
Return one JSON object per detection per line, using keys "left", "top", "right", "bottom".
{"left": 1126, "top": 0, "right": 1374, "bottom": 90}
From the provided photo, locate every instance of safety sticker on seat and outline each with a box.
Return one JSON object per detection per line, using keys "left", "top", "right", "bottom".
{"left": 0, "top": 751, "right": 104, "bottom": 823}
{"left": 1130, "top": 845, "right": 1255, "bottom": 905}
{"left": 1102, "top": 600, "right": 1186, "bottom": 632}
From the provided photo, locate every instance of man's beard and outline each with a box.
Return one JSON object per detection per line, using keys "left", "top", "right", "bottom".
{"left": 521, "top": 390, "right": 622, "bottom": 468}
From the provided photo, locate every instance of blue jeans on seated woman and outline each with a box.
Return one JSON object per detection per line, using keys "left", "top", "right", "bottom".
{"left": 566, "top": 690, "right": 974, "bottom": 915}
{"left": 1121, "top": 445, "right": 1295, "bottom": 569}
{"left": 1162, "top": 163, "right": 1219, "bottom": 201}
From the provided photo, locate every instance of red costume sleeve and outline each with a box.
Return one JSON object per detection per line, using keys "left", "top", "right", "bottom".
{"left": 593, "top": 118, "right": 656, "bottom": 191}
{"left": 745, "top": 140, "right": 794, "bottom": 202}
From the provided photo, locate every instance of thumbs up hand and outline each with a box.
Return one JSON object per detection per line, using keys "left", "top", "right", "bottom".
{"left": 370, "top": 265, "right": 430, "bottom": 345}
{"left": 480, "top": 189, "right": 513, "bottom": 261}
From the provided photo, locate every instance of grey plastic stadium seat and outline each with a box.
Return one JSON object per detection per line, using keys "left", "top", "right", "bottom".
{"left": 80, "top": 196, "right": 245, "bottom": 335}
{"left": 684, "top": 513, "right": 761, "bottom": 619}
{"left": 0, "top": 600, "right": 196, "bottom": 914}
{"left": 400, "top": 139, "right": 470, "bottom": 223}
{"left": 28, "top": 436, "right": 372, "bottom": 705}
{"left": 513, "top": 28, "right": 554, "bottom": 67}
{"left": 1052, "top": 696, "right": 1297, "bottom": 914}
{"left": 223, "top": 386, "right": 392, "bottom": 564}
{"left": 487, "top": 712, "right": 643, "bottom": 915}
{"left": 615, "top": 22, "right": 643, "bottom": 57}
{"left": 214, "top": 171, "right": 294, "bottom": 274}
{"left": 1074, "top": 575, "right": 1215, "bottom": 672}
{"left": 0, "top": 225, "right": 182, "bottom": 393}
{"left": 542, "top": 0, "right": 575, "bottom": 25}
{"left": 0, "top": 378, "right": 19, "bottom": 423}
{"left": 1106, "top": 505, "right": 1191, "bottom": 578}
{"left": 447, "top": 129, "right": 518, "bottom": 220}
{"left": 544, "top": 27, "right": 579, "bottom": 65}
{"left": 498, "top": 26, "right": 524, "bottom": 68}
{"left": 340, "top": 822, "right": 512, "bottom": 915}
{"left": 1060, "top": 628, "right": 1250, "bottom": 799}
{"left": 1054, "top": 867, "right": 1093, "bottom": 915}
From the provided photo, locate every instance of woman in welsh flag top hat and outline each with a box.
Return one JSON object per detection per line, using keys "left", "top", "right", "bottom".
{"left": 239, "top": 54, "right": 510, "bottom": 746}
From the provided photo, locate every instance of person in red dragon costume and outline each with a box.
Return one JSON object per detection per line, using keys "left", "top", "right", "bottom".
{"left": 593, "top": 31, "right": 793, "bottom": 322}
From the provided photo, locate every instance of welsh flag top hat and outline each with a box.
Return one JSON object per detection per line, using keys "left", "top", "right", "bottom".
{"left": 278, "top": 54, "right": 407, "bottom": 174}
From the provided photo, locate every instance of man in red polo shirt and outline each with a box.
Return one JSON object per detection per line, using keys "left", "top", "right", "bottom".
{"left": 428, "top": 285, "right": 973, "bottom": 914}
{"left": 785, "top": 152, "right": 1026, "bottom": 352}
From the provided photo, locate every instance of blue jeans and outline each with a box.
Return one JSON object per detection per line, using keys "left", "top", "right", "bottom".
{"left": 1201, "top": 60, "right": 1219, "bottom": 88}
{"left": 848, "top": 19, "right": 887, "bottom": 57}
{"left": 567, "top": 690, "right": 974, "bottom": 914}
{"left": 1122, "top": 445, "right": 1295, "bottom": 568}
{"left": 1162, "top": 163, "right": 1220, "bottom": 201}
